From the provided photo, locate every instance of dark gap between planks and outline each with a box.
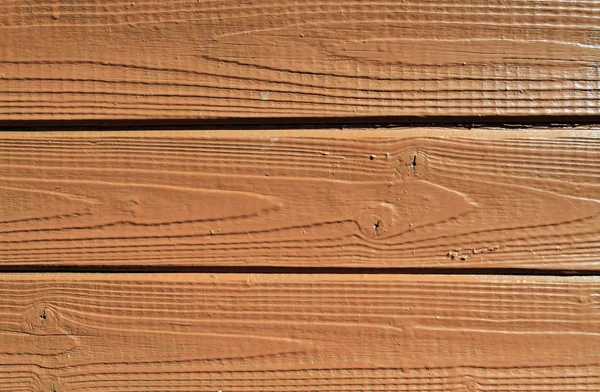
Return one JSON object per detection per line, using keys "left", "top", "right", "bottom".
{"left": 0, "top": 265, "right": 597, "bottom": 276}
{"left": 1, "top": 115, "right": 600, "bottom": 132}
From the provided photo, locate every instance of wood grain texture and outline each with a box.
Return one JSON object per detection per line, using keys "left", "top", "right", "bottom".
{"left": 0, "top": 273, "right": 598, "bottom": 391}
{"left": 1, "top": 128, "right": 599, "bottom": 270}
{"left": 1, "top": 0, "right": 599, "bottom": 120}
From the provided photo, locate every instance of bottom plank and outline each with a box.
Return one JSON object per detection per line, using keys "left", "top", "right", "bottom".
{"left": 0, "top": 274, "right": 599, "bottom": 391}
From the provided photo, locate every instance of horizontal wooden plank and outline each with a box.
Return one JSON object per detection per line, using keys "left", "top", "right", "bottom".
{"left": 0, "top": 274, "right": 598, "bottom": 391}
{"left": 1, "top": 0, "right": 599, "bottom": 120}
{"left": 1, "top": 128, "right": 599, "bottom": 270}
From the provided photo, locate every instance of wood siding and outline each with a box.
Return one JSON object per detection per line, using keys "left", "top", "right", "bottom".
{"left": 1, "top": 273, "right": 599, "bottom": 391}
{"left": 1, "top": 128, "right": 599, "bottom": 270}
{"left": 2, "top": 0, "right": 600, "bottom": 120}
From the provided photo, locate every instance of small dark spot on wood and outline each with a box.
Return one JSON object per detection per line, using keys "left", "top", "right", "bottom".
{"left": 374, "top": 219, "right": 381, "bottom": 235}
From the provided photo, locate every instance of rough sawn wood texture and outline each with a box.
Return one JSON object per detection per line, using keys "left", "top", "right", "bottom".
{"left": 0, "top": 273, "right": 599, "bottom": 391}
{"left": 1, "top": 0, "right": 599, "bottom": 120}
{"left": 1, "top": 127, "right": 599, "bottom": 270}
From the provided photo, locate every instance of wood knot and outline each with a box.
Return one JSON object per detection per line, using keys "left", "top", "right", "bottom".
{"left": 357, "top": 203, "right": 398, "bottom": 238}
{"left": 22, "top": 305, "right": 71, "bottom": 337}
{"left": 23, "top": 305, "right": 60, "bottom": 331}
{"left": 579, "top": 293, "right": 598, "bottom": 309}
{"left": 10, "top": 305, "right": 79, "bottom": 358}
{"left": 464, "top": 380, "right": 479, "bottom": 392}
{"left": 396, "top": 150, "right": 428, "bottom": 180}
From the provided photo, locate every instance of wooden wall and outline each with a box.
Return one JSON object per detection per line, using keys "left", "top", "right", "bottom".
{"left": 1, "top": 1, "right": 599, "bottom": 391}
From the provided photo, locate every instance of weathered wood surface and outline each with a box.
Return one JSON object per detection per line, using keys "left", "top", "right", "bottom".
{"left": 0, "top": 273, "right": 598, "bottom": 391}
{"left": 1, "top": 0, "right": 599, "bottom": 120}
{"left": 1, "top": 128, "right": 599, "bottom": 270}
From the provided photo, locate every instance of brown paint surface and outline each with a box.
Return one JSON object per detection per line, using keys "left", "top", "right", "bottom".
{"left": 2, "top": 1, "right": 599, "bottom": 388}
{"left": 1, "top": 128, "right": 599, "bottom": 270}
{"left": 0, "top": 273, "right": 598, "bottom": 391}
{"left": 1, "top": 0, "right": 599, "bottom": 119}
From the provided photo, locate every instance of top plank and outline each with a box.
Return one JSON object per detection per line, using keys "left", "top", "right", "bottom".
{"left": 1, "top": 0, "right": 599, "bottom": 121}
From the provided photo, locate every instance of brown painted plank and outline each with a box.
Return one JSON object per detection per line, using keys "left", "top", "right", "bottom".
{"left": 1, "top": 127, "right": 599, "bottom": 270}
{"left": 0, "top": 273, "right": 599, "bottom": 391}
{"left": 1, "top": 0, "right": 599, "bottom": 120}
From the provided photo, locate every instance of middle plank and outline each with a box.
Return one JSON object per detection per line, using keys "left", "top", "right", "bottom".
{"left": 1, "top": 128, "right": 599, "bottom": 270}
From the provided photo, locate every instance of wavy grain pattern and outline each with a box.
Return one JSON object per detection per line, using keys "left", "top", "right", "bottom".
{"left": 1, "top": 0, "right": 599, "bottom": 119}
{"left": 1, "top": 128, "right": 599, "bottom": 270}
{"left": 0, "top": 274, "right": 598, "bottom": 391}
